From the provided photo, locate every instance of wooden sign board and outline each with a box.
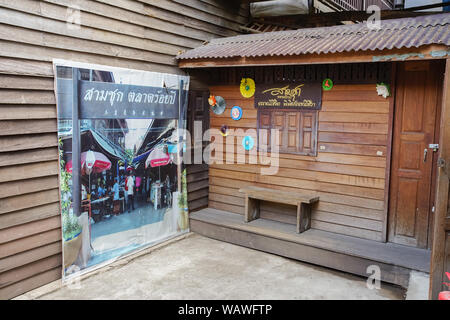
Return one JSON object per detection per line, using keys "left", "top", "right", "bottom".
{"left": 255, "top": 82, "right": 322, "bottom": 110}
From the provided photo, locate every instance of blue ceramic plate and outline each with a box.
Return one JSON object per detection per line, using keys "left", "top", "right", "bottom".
{"left": 231, "top": 106, "right": 243, "bottom": 120}
{"left": 242, "top": 136, "right": 254, "bottom": 151}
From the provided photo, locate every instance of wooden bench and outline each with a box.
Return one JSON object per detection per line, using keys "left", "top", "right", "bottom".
{"left": 239, "top": 186, "right": 319, "bottom": 233}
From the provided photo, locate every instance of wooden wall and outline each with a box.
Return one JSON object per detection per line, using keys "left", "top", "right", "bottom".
{"left": 187, "top": 164, "right": 209, "bottom": 211}
{"left": 186, "top": 90, "right": 210, "bottom": 212}
{"left": 0, "top": 0, "right": 248, "bottom": 299}
{"left": 207, "top": 83, "right": 391, "bottom": 242}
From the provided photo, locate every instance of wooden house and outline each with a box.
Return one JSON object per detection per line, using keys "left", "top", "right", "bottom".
{"left": 177, "top": 13, "right": 450, "bottom": 299}
{"left": 0, "top": 0, "right": 449, "bottom": 300}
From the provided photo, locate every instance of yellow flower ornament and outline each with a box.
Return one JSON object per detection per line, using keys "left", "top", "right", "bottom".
{"left": 240, "top": 78, "right": 255, "bottom": 98}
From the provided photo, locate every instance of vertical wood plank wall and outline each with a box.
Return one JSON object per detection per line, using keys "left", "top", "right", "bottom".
{"left": 208, "top": 84, "right": 390, "bottom": 242}
{"left": 185, "top": 90, "right": 210, "bottom": 212}
{"left": 187, "top": 164, "right": 209, "bottom": 210}
{"left": 0, "top": 0, "right": 248, "bottom": 299}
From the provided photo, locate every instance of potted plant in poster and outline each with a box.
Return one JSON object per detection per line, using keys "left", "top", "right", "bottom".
{"left": 62, "top": 210, "right": 83, "bottom": 269}
{"left": 59, "top": 138, "right": 83, "bottom": 269}
{"left": 177, "top": 169, "right": 189, "bottom": 231}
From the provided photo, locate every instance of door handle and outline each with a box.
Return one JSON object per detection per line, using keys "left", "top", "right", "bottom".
{"left": 423, "top": 148, "right": 428, "bottom": 162}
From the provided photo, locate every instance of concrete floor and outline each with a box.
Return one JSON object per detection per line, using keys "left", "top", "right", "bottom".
{"left": 25, "top": 233, "right": 405, "bottom": 300}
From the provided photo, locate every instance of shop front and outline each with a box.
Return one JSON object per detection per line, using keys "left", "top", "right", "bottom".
{"left": 176, "top": 14, "right": 450, "bottom": 298}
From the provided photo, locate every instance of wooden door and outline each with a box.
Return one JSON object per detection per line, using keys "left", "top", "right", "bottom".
{"left": 388, "top": 61, "right": 442, "bottom": 249}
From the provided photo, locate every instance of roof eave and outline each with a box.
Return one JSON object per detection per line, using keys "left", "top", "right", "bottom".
{"left": 178, "top": 44, "right": 450, "bottom": 69}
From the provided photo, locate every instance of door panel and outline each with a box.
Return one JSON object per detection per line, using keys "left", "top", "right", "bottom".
{"left": 287, "top": 112, "right": 298, "bottom": 152}
{"left": 395, "top": 178, "right": 418, "bottom": 237}
{"left": 273, "top": 112, "right": 284, "bottom": 147}
{"left": 389, "top": 61, "right": 440, "bottom": 248}
{"left": 299, "top": 111, "right": 317, "bottom": 156}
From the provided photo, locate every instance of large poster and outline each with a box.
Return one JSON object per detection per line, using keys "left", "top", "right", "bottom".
{"left": 53, "top": 60, "right": 190, "bottom": 279}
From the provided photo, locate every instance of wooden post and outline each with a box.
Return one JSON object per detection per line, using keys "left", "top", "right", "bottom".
{"left": 381, "top": 62, "right": 396, "bottom": 243}
{"left": 72, "top": 67, "right": 81, "bottom": 217}
{"left": 177, "top": 79, "right": 184, "bottom": 193}
{"left": 429, "top": 58, "right": 450, "bottom": 299}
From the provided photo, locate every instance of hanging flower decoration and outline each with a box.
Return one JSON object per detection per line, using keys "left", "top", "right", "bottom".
{"left": 376, "top": 83, "right": 391, "bottom": 98}
{"left": 240, "top": 78, "right": 255, "bottom": 98}
{"left": 208, "top": 95, "right": 217, "bottom": 106}
{"left": 322, "top": 78, "right": 333, "bottom": 91}
{"left": 220, "top": 125, "right": 229, "bottom": 137}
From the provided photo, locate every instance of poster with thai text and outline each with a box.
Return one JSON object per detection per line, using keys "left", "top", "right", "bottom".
{"left": 53, "top": 60, "right": 190, "bottom": 279}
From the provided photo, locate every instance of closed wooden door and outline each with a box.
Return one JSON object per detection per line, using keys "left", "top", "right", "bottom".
{"left": 389, "top": 61, "right": 441, "bottom": 248}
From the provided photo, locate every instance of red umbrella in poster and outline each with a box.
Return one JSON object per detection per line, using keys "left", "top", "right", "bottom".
{"left": 65, "top": 150, "right": 111, "bottom": 175}
{"left": 145, "top": 145, "right": 170, "bottom": 169}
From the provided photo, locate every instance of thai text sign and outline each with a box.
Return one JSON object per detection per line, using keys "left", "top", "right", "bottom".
{"left": 57, "top": 79, "right": 182, "bottom": 119}
{"left": 255, "top": 82, "right": 322, "bottom": 110}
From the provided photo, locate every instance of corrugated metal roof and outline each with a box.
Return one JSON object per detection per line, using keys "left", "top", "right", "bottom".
{"left": 177, "top": 13, "right": 450, "bottom": 60}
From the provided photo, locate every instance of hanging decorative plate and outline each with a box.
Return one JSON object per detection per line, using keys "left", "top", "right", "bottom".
{"left": 240, "top": 78, "right": 255, "bottom": 98}
{"left": 376, "top": 83, "right": 390, "bottom": 98}
{"left": 220, "top": 125, "right": 229, "bottom": 137}
{"left": 242, "top": 136, "right": 254, "bottom": 151}
{"left": 231, "top": 106, "right": 243, "bottom": 120}
{"left": 209, "top": 95, "right": 226, "bottom": 115}
{"left": 322, "top": 78, "right": 333, "bottom": 91}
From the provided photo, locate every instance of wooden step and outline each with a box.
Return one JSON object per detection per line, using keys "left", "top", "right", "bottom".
{"left": 190, "top": 208, "right": 431, "bottom": 288}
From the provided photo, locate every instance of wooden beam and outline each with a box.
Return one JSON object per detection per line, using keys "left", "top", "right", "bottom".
{"left": 429, "top": 58, "right": 450, "bottom": 300}
{"left": 179, "top": 44, "right": 449, "bottom": 68}
{"left": 381, "top": 62, "right": 397, "bottom": 243}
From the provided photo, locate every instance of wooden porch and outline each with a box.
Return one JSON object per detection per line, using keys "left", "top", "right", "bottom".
{"left": 190, "top": 208, "right": 431, "bottom": 288}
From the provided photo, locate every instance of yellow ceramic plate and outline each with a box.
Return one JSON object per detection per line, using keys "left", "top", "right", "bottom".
{"left": 240, "top": 78, "right": 255, "bottom": 98}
